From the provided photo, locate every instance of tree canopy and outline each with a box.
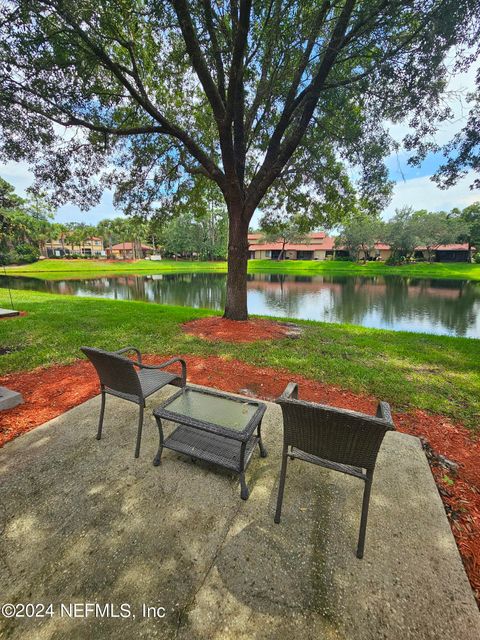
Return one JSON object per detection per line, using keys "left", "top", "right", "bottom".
{"left": 452, "top": 202, "right": 480, "bottom": 250}
{"left": 0, "top": 177, "right": 54, "bottom": 263}
{"left": 259, "top": 212, "right": 308, "bottom": 260}
{"left": 381, "top": 206, "right": 468, "bottom": 262}
{"left": 1, "top": 1, "right": 479, "bottom": 316}
{"left": 336, "top": 215, "right": 384, "bottom": 261}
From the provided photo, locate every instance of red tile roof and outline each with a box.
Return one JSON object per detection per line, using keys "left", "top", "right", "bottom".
{"left": 111, "top": 242, "right": 153, "bottom": 251}
{"left": 249, "top": 237, "right": 335, "bottom": 252}
{"left": 416, "top": 243, "right": 472, "bottom": 251}
{"left": 248, "top": 231, "right": 327, "bottom": 242}
{"left": 249, "top": 244, "right": 323, "bottom": 251}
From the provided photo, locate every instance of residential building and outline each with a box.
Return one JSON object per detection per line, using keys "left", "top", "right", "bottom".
{"left": 356, "top": 242, "right": 474, "bottom": 262}
{"left": 414, "top": 243, "right": 475, "bottom": 263}
{"left": 109, "top": 242, "right": 155, "bottom": 259}
{"left": 357, "top": 243, "right": 392, "bottom": 261}
{"left": 249, "top": 232, "right": 475, "bottom": 263}
{"left": 45, "top": 236, "right": 104, "bottom": 257}
{"left": 248, "top": 232, "right": 336, "bottom": 260}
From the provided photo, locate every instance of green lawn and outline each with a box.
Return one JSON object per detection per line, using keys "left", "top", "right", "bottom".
{"left": 2, "top": 259, "right": 227, "bottom": 278}
{"left": 4, "top": 258, "right": 480, "bottom": 281}
{"left": 1, "top": 289, "right": 479, "bottom": 429}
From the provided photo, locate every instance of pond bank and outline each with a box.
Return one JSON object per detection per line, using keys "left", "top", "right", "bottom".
{"left": 3, "top": 271, "right": 480, "bottom": 337}
{"left": 0, "top": 289, "right": 478, "bottom": 425}
{"left": 3, "top": 257, "right": 480, "bottom": 281}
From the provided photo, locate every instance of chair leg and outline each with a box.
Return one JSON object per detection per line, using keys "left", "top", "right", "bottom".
{"left": 274, "top": 444, "right": 289, "bottom": 524}
{"left": 356, "top": 469, "right": 374, "bottom": 559}
{"left": 96, "top": 391, "right": 106, "bottom": 440}
{"left": 134, "top": 404, "right": 144, "bottom": 459}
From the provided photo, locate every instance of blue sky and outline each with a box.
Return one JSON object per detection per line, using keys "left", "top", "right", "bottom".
{"left": 1, "top": 53, "right": 479, "bottom": 226}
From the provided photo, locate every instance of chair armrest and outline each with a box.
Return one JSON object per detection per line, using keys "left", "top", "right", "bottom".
{"left": 115, "top": 346, "right": 142, "bottom": 363}
{"left": 137, "top": 357, "right": 187, "bottom": 386}
{"left": 376, "top": 401, "right": 394, "bottom": 428}
{"left": 280, "top": 382, "right": 299, "bottom": 400}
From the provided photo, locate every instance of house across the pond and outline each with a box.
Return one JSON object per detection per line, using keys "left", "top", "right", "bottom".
{"left": 109, "top": 242, "right": 155, "bottom": 259}
{"left": 249, "top": 233, "right": 475, "bottom": 263}
{"left": 357, "top": 242, "right": 392, "bottom": 261}
{"left": 414, "top": 244, "right": 475, "bottom": 263}
{"left": 45, "top": 236, "right": 104, "bottom": 257}
{"left": 248, "top": 232, "right": 336, "bottom": 260}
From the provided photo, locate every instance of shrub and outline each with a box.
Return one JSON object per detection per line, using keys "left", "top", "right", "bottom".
{"left": 16, "top": 244, "right": 40, "bottom": 263}
{"left": 474, "top": 253, "right": 480, "bottom": 264}
{"left": 1, "top": 244, "right": 40, "bottom": 264}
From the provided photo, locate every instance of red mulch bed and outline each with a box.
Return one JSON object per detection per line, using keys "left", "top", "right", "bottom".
{"left": 0, "top": 355, "right": 479, "bottom": 604}
{"left": 183, "top": 317, "right": 297, "bottom": 342}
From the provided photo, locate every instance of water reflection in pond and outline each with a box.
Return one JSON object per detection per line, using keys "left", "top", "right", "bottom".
{"left": 1, "top": 272, "right": 480, "bottom": 338}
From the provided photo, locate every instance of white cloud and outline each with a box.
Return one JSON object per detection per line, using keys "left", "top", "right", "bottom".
{"left": 0, "top": 160, "right": 122, "bottom": 223}
{"left": 0, "top": 160, "right": 34, "bottom": 194}
{"left": 384, "top": 171, "right": 480, "bottom": 217}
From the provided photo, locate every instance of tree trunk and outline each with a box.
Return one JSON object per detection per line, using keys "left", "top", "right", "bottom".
{"left": 224, "top": 208, "right": 249, "bottom": 320}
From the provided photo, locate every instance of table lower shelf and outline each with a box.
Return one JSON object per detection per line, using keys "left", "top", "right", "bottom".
{"left": 163, "top": 425, "right": 259, "bottom": 473}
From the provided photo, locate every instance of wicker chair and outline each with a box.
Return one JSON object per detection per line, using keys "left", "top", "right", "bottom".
{"left": 81, "top": 346, "right": 186, "bottom": 458}
{"left": 274, "top": 383, "right": 395, "bottom": 558}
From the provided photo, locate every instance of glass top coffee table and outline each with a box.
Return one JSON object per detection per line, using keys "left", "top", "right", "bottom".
{"left": 153, "top": 386, "right": 267, "bottom": 499}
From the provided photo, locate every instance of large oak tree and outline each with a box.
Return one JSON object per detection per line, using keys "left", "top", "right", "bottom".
{"left": 1, "top": 1, "right": 479, "bottom": 318}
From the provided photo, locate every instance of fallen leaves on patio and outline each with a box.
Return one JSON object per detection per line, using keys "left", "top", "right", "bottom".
{"left": 1, "top": 355, "right": 479, "bottom": 606}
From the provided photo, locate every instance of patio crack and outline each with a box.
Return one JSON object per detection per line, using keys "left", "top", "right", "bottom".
{"left": 175, "top": 498, "right": 242, "bottom": 638}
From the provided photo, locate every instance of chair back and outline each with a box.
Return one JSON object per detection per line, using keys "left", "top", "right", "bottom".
{"left": 81, "top": 346, "right": 142, "bottom": 399}
{"left": 277, "top": 397, "right": 394, "bottom": 470}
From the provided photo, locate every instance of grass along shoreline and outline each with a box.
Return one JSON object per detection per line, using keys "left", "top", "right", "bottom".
{"left": 3, "top": 258, "right": 480, "bottom": 281}
{"left": 1, "top": 289, "right": 479, "bottom": 429}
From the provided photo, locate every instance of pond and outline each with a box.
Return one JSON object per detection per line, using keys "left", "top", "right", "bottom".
{"left": 1, "top": 272, "right": 480, "bottom": 338}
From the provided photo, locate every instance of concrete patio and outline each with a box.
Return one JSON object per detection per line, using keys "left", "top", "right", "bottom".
{"left": 1, "top": 385, "right": 479, "bottom": 639}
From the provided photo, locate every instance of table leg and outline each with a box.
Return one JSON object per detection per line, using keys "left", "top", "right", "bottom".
{"left": 239, "top": 472, "right": 250, "bottom": 500}
{"left": 257, "top": 420, "right": 267, "bottom": 458}
{"left": 239, "top": 441, "right": 250, "bottom": 500}
{"left": 153, "top": 416, "right": 164, "bottom": 466}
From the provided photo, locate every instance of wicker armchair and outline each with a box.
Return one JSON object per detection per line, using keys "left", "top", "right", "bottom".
{"left": 274, "top": 383, "right": 395, "bottom": 558}
{"left": 81, "top": 346, "right": 186, "bottom": 458}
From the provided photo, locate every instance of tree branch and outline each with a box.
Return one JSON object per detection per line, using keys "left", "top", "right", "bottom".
{"left": 202, "top": 0, "right": 227, "bottom": 102}
{"left": 170, "top": 0, "right": 226, "bottom": 122}
{"left": 246, "top": 0, "right": 357, "bottom": 214}
{"left": 247, "top": 0, "right": 331, "bottom": 180}
{"left": 44, "top": 1, "right": 225, "bottom": 186}
{"left": 226, "top": 0, "right": 252, "bottom": 187}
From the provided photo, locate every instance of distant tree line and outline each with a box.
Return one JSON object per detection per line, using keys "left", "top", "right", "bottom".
{"left": 0, "top": 177, "right": 228, "bottom": 264}
{"left": 337, "top": 204, "right": 480, "bottom": 263}
{"left": 2, "top": 173, "right": 479, "bottom": 266}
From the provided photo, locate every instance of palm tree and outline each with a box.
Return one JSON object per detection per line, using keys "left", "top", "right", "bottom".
{"left": 73, "top": 223, "right": 94, "bottom": 256}
{"left": 66, "top": 222, "right": 79, "bottom": 254}
{"left": 59, "top": 224, "right": 68, "bottom": 256}
{"left": 97, "top": 218, "right": 115, "bottom": 256}
{"left": 110, "top": 218, "right": 129, "bottom": 258}
{"left": 129, "top": 216, "right": 149, "bottom": 260}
